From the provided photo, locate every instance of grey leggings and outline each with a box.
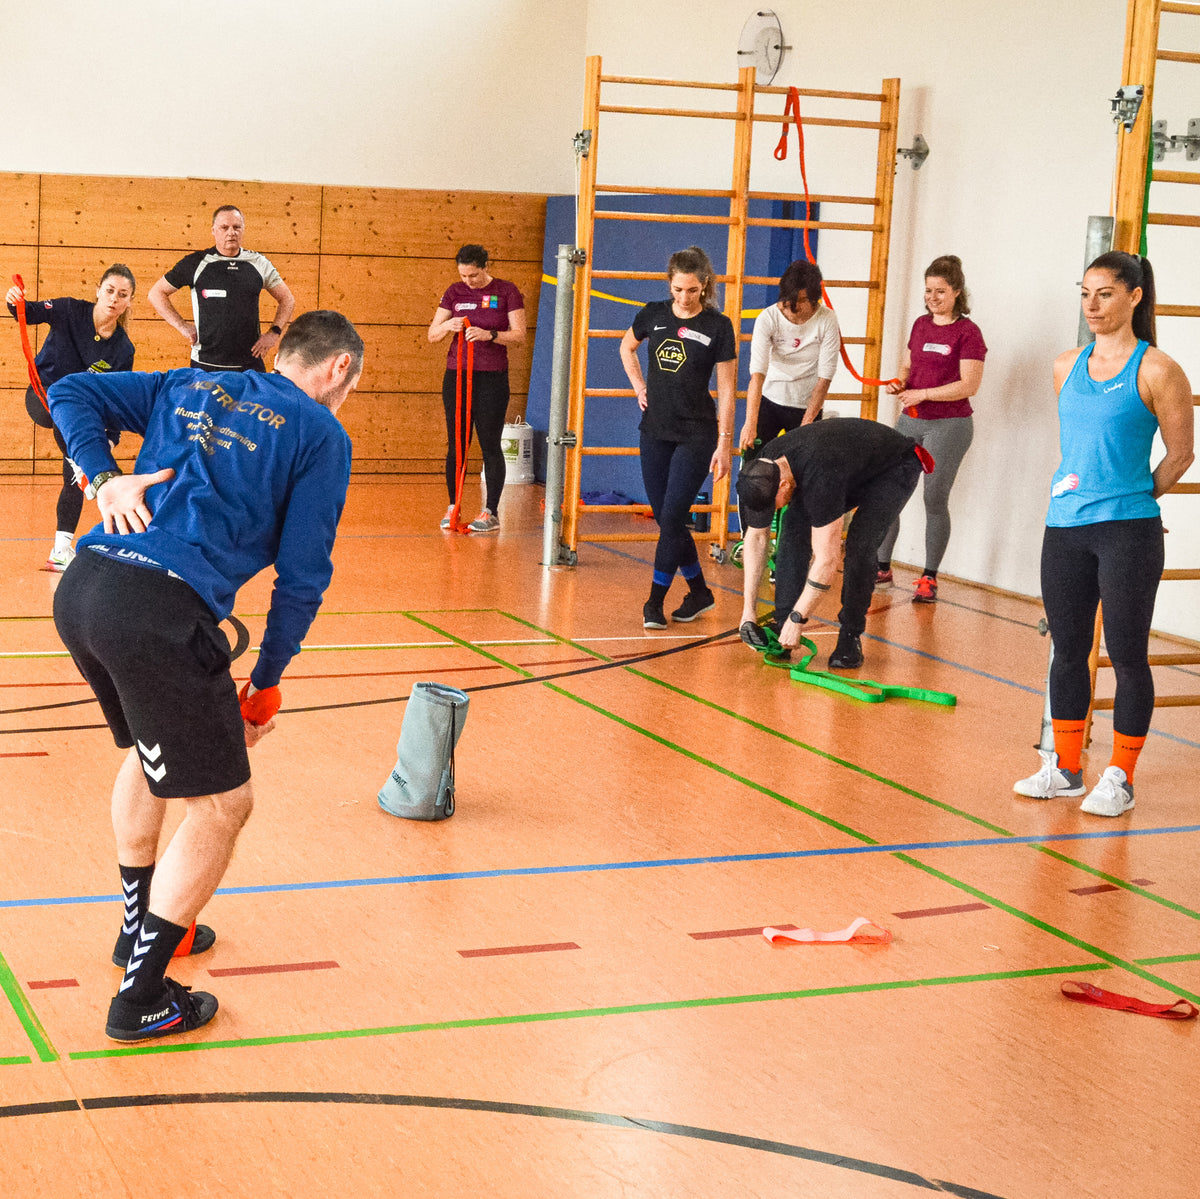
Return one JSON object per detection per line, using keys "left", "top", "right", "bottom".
{"left": 877, "top": 413, "right": 973, "bottom": 572}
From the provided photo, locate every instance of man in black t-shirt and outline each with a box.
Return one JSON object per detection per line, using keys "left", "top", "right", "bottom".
{"left": 148, "top": 205, "right": 295, "bottom": 372}
{"left": 735, "top": 418, "right": 928, "bottom": 669}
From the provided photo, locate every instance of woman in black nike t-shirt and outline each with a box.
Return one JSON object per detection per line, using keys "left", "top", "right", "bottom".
{"left": 619, "top": 246, "right": 737, "bottom": 629}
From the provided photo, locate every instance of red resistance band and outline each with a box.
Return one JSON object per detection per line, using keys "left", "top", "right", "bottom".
{"left": 1061, "top": 980, "right": 1198, "bottom": 1020}
{"left": 773, "top": 90, "right": 900, "bottom": 391}
{"left": 10, "top": 274, "right": 88, "bottom": 494}
{"left": 447, "top": 319, "right": 475, "bottom": 533}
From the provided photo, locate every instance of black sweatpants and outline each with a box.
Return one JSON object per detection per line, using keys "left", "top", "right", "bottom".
{"left": 442, "top": 368, "right": 509, "bottom": 513}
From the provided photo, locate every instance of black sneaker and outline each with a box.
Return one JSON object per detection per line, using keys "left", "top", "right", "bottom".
{"left": 739, "top": 620, "right": 772, "bottom": 650}
{"left": 112, "top": 922, "right": 215, "bottom": 969}
{"left": 828, "top": 634, "right": 863, "bottom": 670}
{"left": 105, "top": 977, "right": 219, "bottom": 1043}
{"left": 643, "top": 601, "right": 668, "bottom": 630}
{"left": 671, "top": 588, "right": 715, "bottom": 623}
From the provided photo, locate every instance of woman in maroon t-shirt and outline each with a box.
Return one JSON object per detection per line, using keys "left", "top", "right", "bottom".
{"left": 427, "top": 244, "right": 526, "bottom": 532}
{"left": 876, "top": 255, "right": 987, "bottom": 603}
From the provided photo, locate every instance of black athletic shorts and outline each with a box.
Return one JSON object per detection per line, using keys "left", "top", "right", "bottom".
{"left": 53, "top": 548, "right": 251, "bottom": 799}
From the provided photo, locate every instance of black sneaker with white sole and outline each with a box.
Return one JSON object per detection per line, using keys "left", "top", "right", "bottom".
{"left": 105, "top": 977, "right": 219, "bottom": 1043}
{"left": 643, "top": 601, "right": 668, "bottom": 630}
{"left": 671, "top": 588, "right": 715, "bottom": 623}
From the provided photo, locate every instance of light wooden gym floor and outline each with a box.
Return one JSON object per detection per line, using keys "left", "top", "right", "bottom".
{"left": 1, "top": 476, "right": 1197, "bottom": 1199}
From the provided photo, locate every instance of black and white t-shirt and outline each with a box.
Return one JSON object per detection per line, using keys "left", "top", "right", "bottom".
{"left": 164, "top": 248, "right": 284, "bottom": 370}
{"left": 774, "top": 418, "right": 918, "bottom": 527}
{"left": 631, "top": 300, "right": 737, "bottom": 441}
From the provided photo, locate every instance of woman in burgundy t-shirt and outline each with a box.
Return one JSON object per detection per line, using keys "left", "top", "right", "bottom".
{"left": 427, "top": 244, "right": 526, "bottom": 532}
{"left": 876, "top": 254, "right": 987, "bottom": 603}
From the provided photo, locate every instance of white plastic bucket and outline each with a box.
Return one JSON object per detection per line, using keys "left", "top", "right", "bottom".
{"left": 500, "top": 418, "right": 534, "bottom": 484}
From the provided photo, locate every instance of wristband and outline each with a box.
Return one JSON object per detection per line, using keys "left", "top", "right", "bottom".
{"left": 239, "top": 681, "right": 282, "bottom": 725}
{"left": 805, "top": 578, "right": 831, "bottom": 592}
{"left": 85, "top": 469, "right": 122, "bottom": 500}
{"left": 268, "top": 324, "right": 282, "bottom": 335}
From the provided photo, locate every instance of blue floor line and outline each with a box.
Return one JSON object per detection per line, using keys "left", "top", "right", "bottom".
{"left": 6, "top": 824, "right": 1198, "bottom": 910}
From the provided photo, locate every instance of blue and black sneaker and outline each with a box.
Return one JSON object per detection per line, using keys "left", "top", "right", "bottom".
{"left": 105, "top": 977, "right": 219, "bottom": 1043}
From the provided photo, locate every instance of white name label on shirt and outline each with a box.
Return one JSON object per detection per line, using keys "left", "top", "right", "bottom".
{"left": 455, "top": 302, "right": 479, "bottom": 311}
{"left": 679, "top": 328, "right": 712, "bottom": 346}
{"left": 202, "top": 289, "right": 228, "bottom": 298}
{"left": 922, "top": 342, "right": 951, "bottom": 355}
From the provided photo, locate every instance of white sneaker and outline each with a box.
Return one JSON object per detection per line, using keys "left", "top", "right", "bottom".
{"left": 467, "top": 509, "right": 499, "bottom": 533}
{"left": 1013, "top": 749, "right": 1086, "bottom": 799}
{"left": 1080, "top": 766, "right": 1135, "bottom": 817}
{"left": 440, "top": 505, "right": 455, "bottom": 530}
{"left": 43, "top": 546, "right": 76, "bottom": 573}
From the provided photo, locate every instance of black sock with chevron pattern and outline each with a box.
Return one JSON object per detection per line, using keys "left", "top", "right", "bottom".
{"left": 117, "top": 911, "right": 189, "bottom": 1004}
{"left": 112, "top": 863, "right": 155, "bottom": 968}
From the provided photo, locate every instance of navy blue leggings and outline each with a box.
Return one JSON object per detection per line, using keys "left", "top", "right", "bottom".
{"left": 1041, "top": 518, "right": 1163, "bottom": 737}
{"left": 639, "top": 431, "right": 715, "bottom": 582}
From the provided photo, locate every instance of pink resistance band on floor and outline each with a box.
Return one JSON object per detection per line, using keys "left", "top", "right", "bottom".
{"left": 763, "top": 918, "right": 892, "bottom": 946}
{"left": 1060, "top": 980, "right": 1198, "bottom": 1020}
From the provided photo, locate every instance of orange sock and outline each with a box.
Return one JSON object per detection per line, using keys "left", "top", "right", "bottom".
{"left": 1051, "top": 719, "right": 1086, "bottom": 775}
{"left": 1110, "top": 733, "right": 1147, "bottom": 783}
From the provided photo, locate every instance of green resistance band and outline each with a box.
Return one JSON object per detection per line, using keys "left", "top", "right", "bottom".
{"left": 753, "top": 625, "right": 956, "bottom": 707}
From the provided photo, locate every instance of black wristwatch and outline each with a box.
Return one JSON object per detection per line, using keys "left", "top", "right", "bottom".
{"left": 268, "top": 324, "right": 282, "bottom": 335}
{"left": 85, "top": 469, "right": 123, "bottom": 500}
{"left": 491, "top": 329, "right": 499, "bottom": 342}
{"left": 787, "top": 611, "right": 808, "bottom": 625}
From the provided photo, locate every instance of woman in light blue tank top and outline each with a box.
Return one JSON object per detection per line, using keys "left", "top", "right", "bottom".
{"left": 1014, "top": 252, "right": 1194, "bottom": 817}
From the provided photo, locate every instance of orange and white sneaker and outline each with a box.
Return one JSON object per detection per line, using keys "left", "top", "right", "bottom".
{"left": 913, "top": 574, "right": 938, "bottom": 603}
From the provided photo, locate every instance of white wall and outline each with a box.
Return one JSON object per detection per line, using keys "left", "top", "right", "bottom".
{"left": 583, "top": 0, "right": 1200, "bottom": 642}
{"left": 2, "top": 0, "right": 1196, "bottom": 637}
{"left": 0, "top": 0, "right": 588, "bottom": 192}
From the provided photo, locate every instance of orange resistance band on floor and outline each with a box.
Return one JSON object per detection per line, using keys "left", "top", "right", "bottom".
{"left": 447, "top": 318, "right": 475, "bottom": 533}
{"left": 1061, "top": 980, "right": 1198, "bottom": 1020}
{"left": 10, "top": 273, "right": 87, "bottom": 494}
{"left": 774, "top": 90, "right": 900, "bottom": 391}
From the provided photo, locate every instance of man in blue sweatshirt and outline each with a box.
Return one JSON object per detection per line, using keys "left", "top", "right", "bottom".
{"left": 50, "top": 310, "right": 363, "bottom": 1043}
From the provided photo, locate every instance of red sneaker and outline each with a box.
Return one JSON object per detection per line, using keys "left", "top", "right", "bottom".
{"left": 913, "top": 575, "right": 938, "bottom": 603}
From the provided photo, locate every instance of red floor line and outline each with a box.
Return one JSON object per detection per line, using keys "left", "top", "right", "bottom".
{"left": 689, "top": 923, "right": 799, "bottom": 940}
{"left": 208, "top": 960, "right": 339, "bottom": 978}
{"left": 1069, "top": 884, "right": 1121, "bottom": 896}
{"left": 459, "top": 942, "right": 580, "bottom": 958}
{"left": 27, "top": 979, "right": 78, "bottom": 989}
{"left": 1, "top": 752, "right": 49, "bottom": 759}
{"left": 893, "top": 902, "right": 989, "bottom": 919}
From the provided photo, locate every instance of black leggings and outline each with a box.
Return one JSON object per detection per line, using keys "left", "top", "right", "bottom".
{"left": 752, "top": 397, "right": 820, "bottom": 452}
{"left": 26, "top": 386, "right": 84, "bottom": 535}
{"left": 442, "top": 369, "right": 509, "bottom": 512}
{"left": 639, "top": 431, "right": 716, "bottom": 583}
{"left": 1041, "top": 518, "right": 1163, "bottom": 737}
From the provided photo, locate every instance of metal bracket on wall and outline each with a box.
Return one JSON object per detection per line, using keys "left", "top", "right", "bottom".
{"left": 573, "top": 130, "right": 593, "bottom": 159}
{"left": 1152, "top": 118, "right": 1200, "bottom": 162}
{"left": 895, "top": 134, "right": 929, "bottom": 170}
{"left": 1110, "top": 85, "right": 1145, "bottom": 132}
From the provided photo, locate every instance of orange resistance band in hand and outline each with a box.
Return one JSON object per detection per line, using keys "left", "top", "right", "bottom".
{"left": 10, "top": 274, "right": 88, "bottom": 495}
{"left": 774, "top": 90, "right": 900, "bottom": 390}
{"left": 447, "top": 319, "right": 475, "bottom": 533}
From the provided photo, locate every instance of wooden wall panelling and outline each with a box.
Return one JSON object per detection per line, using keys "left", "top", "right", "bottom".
{"left": 0, "top": 388, "right": 33, "bottom": 470}
{"left": 321, "top": 188, "right": 547, "bottom": 260}
{"left": 357, "top": 326, "right": 532, "bottom": 395}
{"left": 38, "top": 177, "right": 323, "bottom": 254}
{"left": 317, "top": 256, "right": 544, "bottom": 328}
{"left": 0, "top": 245, "right": 41, "bottom": 388}
{"left": 0, "top": 174, "right": 39, "bottom": 245}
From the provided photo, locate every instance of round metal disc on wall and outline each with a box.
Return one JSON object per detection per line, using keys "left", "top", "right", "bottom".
{"left": 737, "top": 9, "right": 785, "bottom": 84}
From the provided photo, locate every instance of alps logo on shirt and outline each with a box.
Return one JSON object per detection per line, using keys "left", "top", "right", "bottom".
{"left": 678, "top": 327, "right": 712, "bottom": 346}
{"left": 202, "top": 289, "right": 228, "bottom": 298}
{"left": 655, "top": 340, "right": 686, "bottom": 372}
{"left": 1051, "top": 473, "right": 1080, "bottom": 498}
{"left": 922, "top": 342, "right": 952, "bottom": 356}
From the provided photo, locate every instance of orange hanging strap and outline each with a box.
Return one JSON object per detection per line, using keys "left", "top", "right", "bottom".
{"left": 448, "top": 319, "right": 475, "bottom": 533}
{"left": 774, "top": 91, "right": 900, "bottom": 390}
{"left": 11, "top": 274, "right": 49, "bottom": 409}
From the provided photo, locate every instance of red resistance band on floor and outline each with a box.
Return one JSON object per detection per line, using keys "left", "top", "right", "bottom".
{"left": 773, "top": 90, "right": 900, "bottom": 391}
{"left": 447, "top": 319, "right": 475, "bottom": 533}
{"left": 10, "top": 273, "right": 88, "bottom": 495}
{"left": 763, "top": 917, "right": 893, "bottom": 946}
{"left": 1061, "top": 980, "right": 1198, "bottom": 1020}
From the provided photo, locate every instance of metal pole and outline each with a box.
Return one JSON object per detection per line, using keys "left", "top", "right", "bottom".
{"left": 1076, "top": 216, "right": 1114, "bottom": 345}
{"left": 542, "top": 243, "right": 580, "bottom": 567}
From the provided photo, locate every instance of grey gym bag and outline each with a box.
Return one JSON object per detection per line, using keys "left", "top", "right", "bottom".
{"left": 377, "top": 682, "right": 469, "bottom": 820}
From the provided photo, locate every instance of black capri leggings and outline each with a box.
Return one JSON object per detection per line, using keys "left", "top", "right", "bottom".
{"left": 442, "top": 369, "right": 509, "bottom": 513}
{"left": 1041, "top": 517, "right": 1164, "bottom": 738}
{"left": 27, "top": 386, "right": 85, "bottom": 535}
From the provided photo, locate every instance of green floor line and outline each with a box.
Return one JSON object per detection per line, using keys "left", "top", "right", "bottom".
{"left": 1136, "top": 952, "right": 1200, "bottom": 966}
{"left": 403, "top": 613, "right": 535, "bottom": 678}
{"left": 0, "top": 1055, "right": 32, "bottom": 1066}
{"left": 0, "top": 950, "right": 58, "bottom": 1063}
{"left": 65, "top": 961, "right": 1108, "bottom": 1062}
{"left": 505, "top": 615, "right": 1200, "bottom": 928}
